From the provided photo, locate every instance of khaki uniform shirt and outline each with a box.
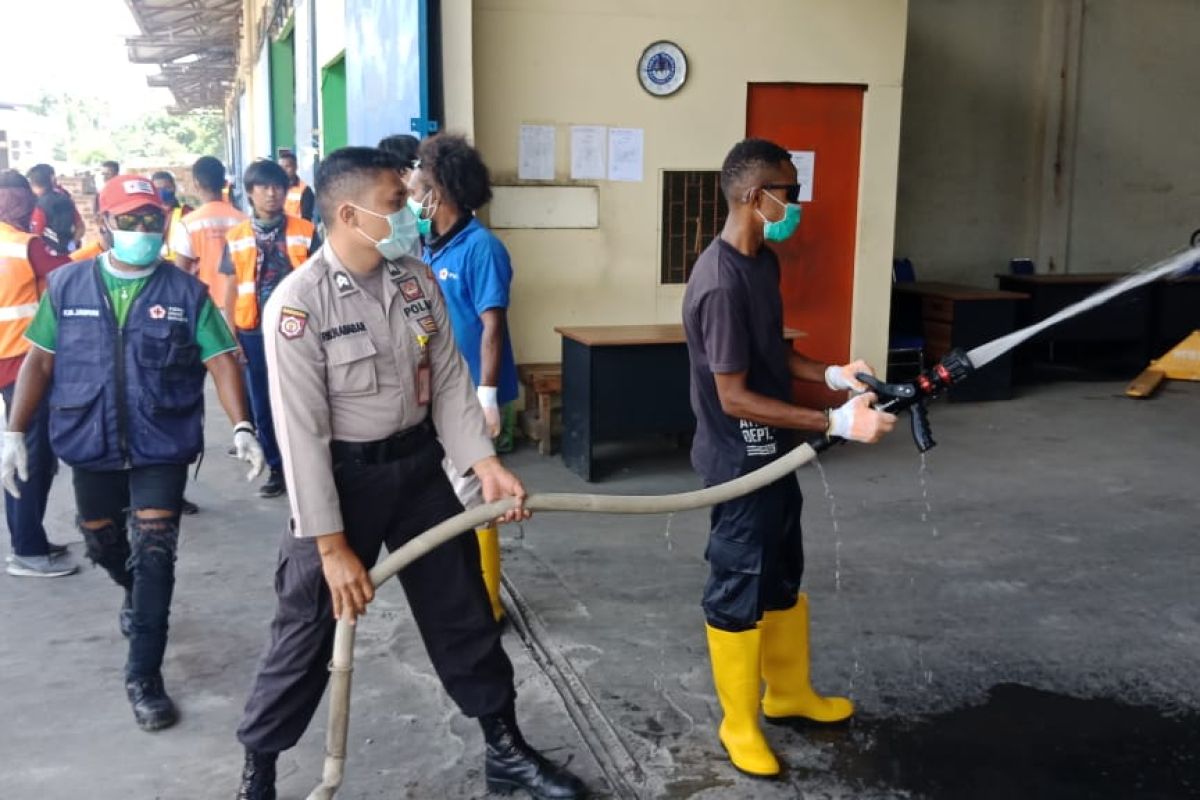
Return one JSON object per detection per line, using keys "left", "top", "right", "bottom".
{"left": 264, "top": 242, "right": 493, "bottom": 538}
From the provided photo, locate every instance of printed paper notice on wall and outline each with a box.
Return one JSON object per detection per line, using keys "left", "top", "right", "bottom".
{"left": 518, "top": 125, "right": 556, "bottom": 181}
{"left": 608, "top": 128, "right": 644, "bottom": 182}
{"left": 570, "top": 125, "right": 607, "bottom": 180}
{"left": 788, "top": 151, "right": 815, "bottom": 202}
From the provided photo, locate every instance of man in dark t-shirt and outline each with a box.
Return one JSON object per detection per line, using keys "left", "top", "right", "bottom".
{"left": 682, "top": 138, "right": 896, "bottom": 779}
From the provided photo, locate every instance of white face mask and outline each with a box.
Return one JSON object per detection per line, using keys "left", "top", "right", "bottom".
{"left": 350, "top": 203, "right": 421, "bottom": 259}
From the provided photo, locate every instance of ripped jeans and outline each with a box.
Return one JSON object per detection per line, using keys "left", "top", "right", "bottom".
{"left": 72, "top": 464, "right": 188, "bottom": 680}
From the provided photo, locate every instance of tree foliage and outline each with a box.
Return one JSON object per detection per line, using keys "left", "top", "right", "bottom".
{"left": 31, "top": 91, "right": 225, "bottom": 167}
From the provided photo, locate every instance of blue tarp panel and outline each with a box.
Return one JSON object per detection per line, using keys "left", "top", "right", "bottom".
{"left": 345, "top": 0, "right": 423, "bottom": 148}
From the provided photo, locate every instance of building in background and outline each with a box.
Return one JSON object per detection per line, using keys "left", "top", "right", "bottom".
{"left": 0, "top": 102, "right": 57, "bottom": 173}
{"left": 128, "top": 0, "right": 910, "bottom": 391}
{"left": 103, "top": 0, "right": 1200, "bottom": 380}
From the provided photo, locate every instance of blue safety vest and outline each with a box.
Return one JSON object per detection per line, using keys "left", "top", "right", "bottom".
{"left": 46, "top": 259, "right": 209, "bottom": 470}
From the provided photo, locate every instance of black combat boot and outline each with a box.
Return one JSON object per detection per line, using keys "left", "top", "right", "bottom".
{"left": 125, "top": 674, "right": 179, "bottom": 731}
{"left": 258, "top": 470, "right": 286, "bottom": 499}
{"left": 236, "top": 750, "right": 277, "bottom": 800}
{"left": 480, "top": 704, "right": 587, "bottom": 799}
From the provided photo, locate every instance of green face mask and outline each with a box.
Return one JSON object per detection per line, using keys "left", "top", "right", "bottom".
{"left": 408, "top": 195, "right": 433, "bottom": 238}
{"left": 758, "top": 191, "right": 802, "bottom": 242}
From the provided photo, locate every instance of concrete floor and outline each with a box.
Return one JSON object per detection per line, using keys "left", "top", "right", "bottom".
{"left": 2, "top": 379, "right": 1198, "bottom": 799}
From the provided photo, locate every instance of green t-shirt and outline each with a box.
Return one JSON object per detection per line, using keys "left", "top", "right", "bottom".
{"left": 25, "top": 255, "right": 238, "bottom": 361}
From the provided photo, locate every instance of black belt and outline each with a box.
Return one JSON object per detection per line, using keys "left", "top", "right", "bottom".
{"left": 330, "top": 419, "right": 435, "bottom": 467}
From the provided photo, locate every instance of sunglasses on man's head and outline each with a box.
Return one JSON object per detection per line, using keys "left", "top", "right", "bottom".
{"left": 761, "top": 183, "right": 803, "bottom": 203}
{"left": 112, "top": 210, "right": 166, "bottom": 232}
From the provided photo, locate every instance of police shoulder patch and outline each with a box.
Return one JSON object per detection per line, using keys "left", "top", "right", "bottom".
{"left": 399, "top": 278, "right": 424, "bottom": 302}
{"left": 279, "top": 306, "right": 308, "bottom": 340}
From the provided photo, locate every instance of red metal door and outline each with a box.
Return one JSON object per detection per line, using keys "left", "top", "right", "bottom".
{"left": 747, "top": 83, "right": 864, "bottom": 409}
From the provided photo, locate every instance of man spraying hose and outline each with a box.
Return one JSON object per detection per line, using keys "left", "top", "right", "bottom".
{"left": 683, "top": 138, "right": 897, "bottom": 777}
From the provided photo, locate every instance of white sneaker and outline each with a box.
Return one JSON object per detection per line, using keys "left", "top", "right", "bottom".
{"left": 6, "top": 553, "right": 78, "bottom": 578}
{"left": 5, "top": 542, "right": 69, "bottom": 563}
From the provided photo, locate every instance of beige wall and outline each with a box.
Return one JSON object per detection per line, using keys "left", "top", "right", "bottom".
{"left": 468, "top": 0, "right": 908, "bottom": 369}
{"left": 896, "top": 0, "right": 1200, "bottom": 285}
{"left": 440, "top": 0, "right": 475, "bottom": 139}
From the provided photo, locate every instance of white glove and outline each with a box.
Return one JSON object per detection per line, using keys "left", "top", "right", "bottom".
{"left": 1, "top": 431, "right": 28, "bottom": 499}
{"left": 825, "top": 359, "right": 874, "bottom": 392}
{"left": 233, "top": 423, "right": 266, "bottom": 481}
{"left": 827, "top": 393, "right": 897, "bottom": 443}
{"left": 477, "top": 385, "right": 501, "bottom": 438}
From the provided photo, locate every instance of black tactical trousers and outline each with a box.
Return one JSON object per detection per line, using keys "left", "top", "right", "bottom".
{"left": 237, "top": 434, "right": 514, "bottom": 754}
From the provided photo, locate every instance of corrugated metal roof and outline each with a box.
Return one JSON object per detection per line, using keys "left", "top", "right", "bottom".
{"left": 123, "top": 0, "right": 242, "bottom": 112}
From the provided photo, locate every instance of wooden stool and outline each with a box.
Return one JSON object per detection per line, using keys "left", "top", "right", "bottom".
{"left": 517, "top": 363, "right": 562, "bottom": 456}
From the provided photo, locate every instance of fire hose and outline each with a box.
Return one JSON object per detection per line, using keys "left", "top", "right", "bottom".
{"left": 304, "top": 351, "right": 974, "bottom": 799}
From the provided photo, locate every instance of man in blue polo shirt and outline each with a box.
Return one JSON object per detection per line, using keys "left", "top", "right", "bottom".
{"left": 410, "top": 133, "right": 518, "bottom": 621}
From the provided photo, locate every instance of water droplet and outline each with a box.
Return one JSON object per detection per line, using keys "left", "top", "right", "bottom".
{"left": 917, "top": 454, "right": 937, "bottom": 537}
{"left": 814, "top": 457, "right": 843, "bottom": 593}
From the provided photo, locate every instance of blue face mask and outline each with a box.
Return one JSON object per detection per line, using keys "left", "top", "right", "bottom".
{"left": 758, "top": 191, "right": 802, "bottom": 242}
{"left": 157, "top": 188, "right": 177, "bottom": 207}
{"left": 110, "top": 230, "right": 163, "bottom": 266}
{"left": 407, "top": 197, "right": 432, "bottom": 238}
{"left": 352, "top": 203, "right": 422, "bottom": 260}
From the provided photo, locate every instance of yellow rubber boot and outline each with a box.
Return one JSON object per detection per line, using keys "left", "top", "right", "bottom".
{"left": 761, "top": 593, "right": 854, "bottom": 723}
{"left": 476, "top": 525, "right": 504, "bottom": 622}
{"left": 705, "top": 624, "right": 780, "bottom": 777}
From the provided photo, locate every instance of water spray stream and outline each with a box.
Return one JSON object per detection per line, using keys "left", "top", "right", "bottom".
{"left": 305, "top": 246, "right": 1200, "bottom": 797}
{"left": 967, "top": 247, "right": 1199, "bottom": 369}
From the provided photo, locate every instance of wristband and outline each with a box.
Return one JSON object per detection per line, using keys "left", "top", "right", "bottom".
{"left": 233, "top": 421, "right": 256, "bottom": 436}
{"left": 477, "top": 385, "right": 499, "bottom": 409}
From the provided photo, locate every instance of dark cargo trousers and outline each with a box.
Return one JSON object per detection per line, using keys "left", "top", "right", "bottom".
{"left": 237, "top": 433, "right": 514, "bottom": 754}
{"left": 702, "top": 474, "right": 805, "bottom": 632}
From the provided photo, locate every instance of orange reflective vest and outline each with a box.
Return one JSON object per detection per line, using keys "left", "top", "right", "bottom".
{"left": 161, "top": 206, "right": 185, "bottom": 260}
{"left": 228, "top": 216, "right": 314, "bottom": 330}
{"left": 284, "top": 179, "right": 308, "bottom": 219}
{"left": 69, "top": 240, "right": 106, "bottom": 263}
{"left": 0, "top": 223, "right": 41, "bottom": 360}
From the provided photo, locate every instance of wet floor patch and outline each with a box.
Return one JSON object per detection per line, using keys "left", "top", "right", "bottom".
{"left": 801, "top": 683, "right": 1200, "bottom": 799}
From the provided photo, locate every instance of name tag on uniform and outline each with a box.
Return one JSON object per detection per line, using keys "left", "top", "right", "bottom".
{"left": 409, "top": 319, "right": 433, "bottom": 406}
{"left": 416, "top": 360, "right": 431, "bottom": 405}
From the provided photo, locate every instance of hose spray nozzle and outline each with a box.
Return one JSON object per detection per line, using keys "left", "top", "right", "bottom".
{"left": 853, "top": 348, "right": 976, "bottom": 453}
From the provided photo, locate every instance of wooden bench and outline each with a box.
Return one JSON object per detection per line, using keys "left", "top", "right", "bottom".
{"left": 517, "top": 363, "right": 562, "bottom": 456}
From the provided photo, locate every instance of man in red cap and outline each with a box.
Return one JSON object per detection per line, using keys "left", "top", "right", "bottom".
{"left": 1, "top": 174, "right": 267, "bottom": 732}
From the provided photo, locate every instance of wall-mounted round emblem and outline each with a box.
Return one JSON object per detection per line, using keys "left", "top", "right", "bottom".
{"left": 638, "top": 41, "right": 688, "bottom": 97}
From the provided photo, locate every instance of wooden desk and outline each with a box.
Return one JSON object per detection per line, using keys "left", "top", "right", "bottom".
{"left": 892, "top": 282, "right": 1028, "bottom": 401}
{"left": 1156, "top": 276, "right": 1200, "bottom": 350}
{"left": 555, "top": 324, "right": 804, "bottom": 481}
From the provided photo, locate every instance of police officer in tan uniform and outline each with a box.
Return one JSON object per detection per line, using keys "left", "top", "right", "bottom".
{"left": 234, "top": 147, "right": 586, "bottom": 800}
